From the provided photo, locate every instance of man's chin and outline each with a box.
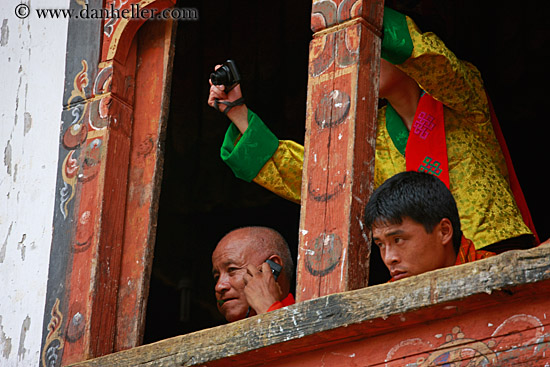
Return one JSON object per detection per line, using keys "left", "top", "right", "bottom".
{"left": 224, "top": 311, "right": 248, "bottom": 323}
{"left": 220, "top": 303, "right": 248, "bottom": 322}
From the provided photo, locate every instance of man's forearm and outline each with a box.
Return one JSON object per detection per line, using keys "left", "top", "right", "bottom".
{"left": 227, "top": 104, "right": 249, "bottom": 134}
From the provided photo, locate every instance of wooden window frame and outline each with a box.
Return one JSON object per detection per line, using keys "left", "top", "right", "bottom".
{"left": 41, "top": 1, "right": 176, "bottom": 365}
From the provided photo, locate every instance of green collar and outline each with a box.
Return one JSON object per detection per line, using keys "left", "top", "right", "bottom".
{"left": 385, "top": 102, "right": 408, "bottom": 156}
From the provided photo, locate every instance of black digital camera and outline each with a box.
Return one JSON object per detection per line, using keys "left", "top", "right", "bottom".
{"left": 210, "top": 59, "right": 241, "bottom": 92}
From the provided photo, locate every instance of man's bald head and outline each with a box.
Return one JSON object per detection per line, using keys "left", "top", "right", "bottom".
{"left": 216, "top": 226, "right": 294, "bottom": 283}
{"left": 211, "top": 226, "right": 294, "bottom": 322}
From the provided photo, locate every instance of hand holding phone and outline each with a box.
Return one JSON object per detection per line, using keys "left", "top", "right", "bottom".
{"left": 243, "top": 259, "right": 283, "bottom": 316}
{"left": 265, "top": 259, "right": 282, "bottom": 281}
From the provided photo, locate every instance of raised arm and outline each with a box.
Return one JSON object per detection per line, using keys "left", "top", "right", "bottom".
{"left": 209, "top": 63, "right": 304, "bottom": 204}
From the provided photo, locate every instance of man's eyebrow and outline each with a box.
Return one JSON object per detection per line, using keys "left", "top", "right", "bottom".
{"left": 212, "top": 260, "right": 241, "bottom": 276}
{"left": 373, "top": 229, "right": 406, "bottom": 240}
{"left": 386, "top": 229, "right": 405, "bottom": 236}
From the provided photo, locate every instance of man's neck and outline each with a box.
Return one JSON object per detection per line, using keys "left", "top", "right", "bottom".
{"left": 385, "top": 81, "right": 421, "bottom": 130}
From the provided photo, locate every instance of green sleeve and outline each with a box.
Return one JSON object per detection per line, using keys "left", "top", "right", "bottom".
{"left": 381, "top": 7, "right": 414, "bottom": 65}
{"left": 220, "top": 109, "right": 279, "bottom": 182}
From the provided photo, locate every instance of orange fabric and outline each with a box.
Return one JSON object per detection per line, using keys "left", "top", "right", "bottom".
{"left": 455, "top": 235, "right": 496, "bottom": 265}
{"left": 266, "top": 293, "right": 295, "bottom": 312}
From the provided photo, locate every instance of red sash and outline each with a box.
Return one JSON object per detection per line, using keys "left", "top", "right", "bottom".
{"left": 405, "top": 93, "right": 450, "bottom": 188}
{"left": 404, "top": 92, "right": 538, "bottom": 243}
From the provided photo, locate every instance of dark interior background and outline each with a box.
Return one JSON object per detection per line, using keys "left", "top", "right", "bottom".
{"left": 143, "top": 0, "right": 549, "bottom": 343}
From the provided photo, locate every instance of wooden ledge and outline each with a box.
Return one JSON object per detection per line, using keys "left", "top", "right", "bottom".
{"left": 70, "top": 244, "right": 550, "bottom": 367}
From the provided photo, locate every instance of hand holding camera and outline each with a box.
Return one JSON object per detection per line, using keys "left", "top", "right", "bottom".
{"left": 208, "top": 60, "right": 249, "bottom": 133}
{"left": 210, "top": 60, "right": 241, "bottom": 92}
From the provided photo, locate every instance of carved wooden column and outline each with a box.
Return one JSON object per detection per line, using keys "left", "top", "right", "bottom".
{"left": 296, "top": 0, "right": 384, "bottom": 302}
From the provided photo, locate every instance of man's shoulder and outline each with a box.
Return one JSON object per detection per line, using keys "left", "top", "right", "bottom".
{"left": 266, "top": 293, "right": 295, "bottom": 313}
{"left": 456, "top": 236, "right": 496, "bottom": 265}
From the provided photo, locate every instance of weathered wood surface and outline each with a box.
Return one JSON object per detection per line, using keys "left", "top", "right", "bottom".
{"left": 68, "top": 244, "right": 550, "bottom": 367}
{"left": 311, "top": 0, "right": 384, "bottom": 32}
{"left": 115, "top": 17, "right": 176, "bottom": 352}
{"left": 60, "top": 38, "right": 137, "bottom": 365}
{"left": 101, "top": 0, "right": 176, "bottom": 63}
{"left": 297, "top": 0, "right": 384, "bottom": 302}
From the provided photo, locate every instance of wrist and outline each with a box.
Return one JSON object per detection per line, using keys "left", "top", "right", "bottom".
{"left": 246, "top": 292, "right": 279, "bottom": 315}
{"left": 227, "top": 104, "right": 249, "bottom": 134}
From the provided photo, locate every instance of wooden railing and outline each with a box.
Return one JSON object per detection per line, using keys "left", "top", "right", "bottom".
{"left": 69, "top": 244, "right": 550, "bottom": 366}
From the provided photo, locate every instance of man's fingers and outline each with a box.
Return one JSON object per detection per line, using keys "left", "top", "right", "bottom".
{"left": 208, "top": 90, "right": 226, "bottom": 106}
{"left": 209, "top": 85, "right": 226, "bottom": 98}
{"left": 246, "top": 264, "right": 260, "bottom": 276}
{"left": 260, "top": 262, "right": 272, "bottom": 276}
{"left": 208, "top": 85, "right": 229, "bottom": 110}
{"left": 209, "top": 82, "right": 226, "bottom": 92}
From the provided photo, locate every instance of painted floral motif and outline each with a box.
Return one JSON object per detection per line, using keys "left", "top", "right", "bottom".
{"left": 385, "top": 315, "right": 550, "bottom": 366}
{"left": 59, "top": 61, "right": 112, "bottom": 219}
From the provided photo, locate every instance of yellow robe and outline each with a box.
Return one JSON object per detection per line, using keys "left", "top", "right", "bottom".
{"left": 221, "top": 10, "right": 531, "bottom": 249}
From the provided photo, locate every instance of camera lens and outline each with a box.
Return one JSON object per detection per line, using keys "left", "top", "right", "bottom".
{"left": 210, "top": 66, "right": 230, "bottom": 86}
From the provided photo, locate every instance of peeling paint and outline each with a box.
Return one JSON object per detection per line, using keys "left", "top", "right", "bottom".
{"left": 14, "top": 69, "right": 22, "bottom": 127}
{"left": 3, "top": 140, "right": 11, "bottom": 175}
{"left": 0, "top": 4, "right": 70, "bottom": 366}
{"left": 12, "top": 163, "right": 17, "bottom": 182}
{"left": 23, "top": 111, "right": 32, "bottom": 135}
{"left": 0, "top": 222, "right": 13, "bottom": 263}
{"left": 0, "top": 316, "right": 12, "bottom": 359}
{"left": 17, "top": 316, "right": 31, "bottom": 359}
{"left": 17, "top": 234, "right": 26, "bottom": 261}
{"left": 0, "top": 19, "right": 8, "bottom": 47}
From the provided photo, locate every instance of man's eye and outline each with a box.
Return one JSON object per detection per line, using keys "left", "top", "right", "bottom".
{"left": 394, "top": 237, "right": 403, "bottom": 244}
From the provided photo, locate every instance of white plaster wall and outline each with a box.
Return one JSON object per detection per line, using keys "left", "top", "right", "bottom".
{"left": 0, "top": 1, "right": 69, "bottom": 365}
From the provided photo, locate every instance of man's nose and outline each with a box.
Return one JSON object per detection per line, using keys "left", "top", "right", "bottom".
{"left": 383, "top": 246, "right": 400, "bottom": 266}
{"left": 215, "top": 274, "right": 230, "bottom": 293}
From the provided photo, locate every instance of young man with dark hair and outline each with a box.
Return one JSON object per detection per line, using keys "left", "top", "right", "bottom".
{"left": 364, "top": 171, "right": 495, "bottom": 281}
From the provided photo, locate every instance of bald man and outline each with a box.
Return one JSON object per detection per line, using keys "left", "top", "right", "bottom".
{"left": 212, "top": 226, "right": 295, "bottom": 322}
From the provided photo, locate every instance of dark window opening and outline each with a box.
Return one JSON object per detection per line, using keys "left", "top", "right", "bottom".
{"left": 143, "top": 0, "right": 312, "bottom": 343}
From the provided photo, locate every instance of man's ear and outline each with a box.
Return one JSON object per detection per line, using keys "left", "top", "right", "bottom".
{"left": 267, "top": 254, "right": 290, "bottom": 296}
{"left": 267, "top": 255, "right": 283, "bottom": 268}
{"left": 438, "top": 218, "right": 454, "bottom": 247}
{"left": 266, "top": 255, "right": 284, "bottom": 283}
